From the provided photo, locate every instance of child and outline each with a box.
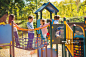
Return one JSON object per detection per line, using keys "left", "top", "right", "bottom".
{"left": 40, "top": 19, "right": 50, "bottom": 41}
{"left": 29, "top": 19, "right": 50, "bottom": 54}
{"left": 27, "top": 16, "right": 34, "bottom": 49}
{"left": 8, "top": 14, "right": 20, "bottom": 47}
{"left": 53, "top": 15, "right": 60, "bottom": 24}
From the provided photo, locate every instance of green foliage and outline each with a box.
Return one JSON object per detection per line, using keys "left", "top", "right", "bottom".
{"left": 0, "top": 0, "right": 86, "bottom": 27}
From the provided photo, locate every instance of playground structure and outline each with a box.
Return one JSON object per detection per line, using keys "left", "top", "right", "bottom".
{"left": 0, "top": 2, "right": 86, "bottom": 57}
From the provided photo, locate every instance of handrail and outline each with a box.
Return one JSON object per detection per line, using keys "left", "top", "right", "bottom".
{"left": 14, "top": 24, "right": 50, "bottom": 31}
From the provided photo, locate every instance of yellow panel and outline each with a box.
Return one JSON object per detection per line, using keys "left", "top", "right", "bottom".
{"left": 65, "top": 22, "right": 74, "bottom": 56}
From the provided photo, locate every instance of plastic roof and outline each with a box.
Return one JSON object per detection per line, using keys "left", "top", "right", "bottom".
{"left": 34, "top": 2, "right": 59, "bottom": 14}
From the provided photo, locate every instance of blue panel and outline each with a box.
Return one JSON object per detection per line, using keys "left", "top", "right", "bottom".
{"left": 52, "top": 19, "right": 54, "bottom": 24}
{"left": 74, "top": 35, "right": 85, "bottom": 38}
{"left": 37, "top": 19, "right": 44, "bottom": 38}
{"left": 0, "top": 24, "right": 12, "bottom": 44}
{"left": 37, "top": 19, "right": 41, "bottom": 34}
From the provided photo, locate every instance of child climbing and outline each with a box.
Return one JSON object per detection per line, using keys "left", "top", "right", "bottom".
{"left": 53, "top": 15, "right": 60, "bottom": 24}
{"left": 27, "top": 16, "right": 34, "bottom": 49}
{"left": 40, "top": 19, "right": 50, "bottom": 41}
{"left": 8, "top": 14, "right": 20, "bottom": 47}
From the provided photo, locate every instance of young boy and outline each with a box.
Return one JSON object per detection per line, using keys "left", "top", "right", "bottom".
{"left": 53, "top": 15, "right": 60, "bottom": 24}
{"left": 27, "top": 16, "right": 34, "bottom": 49}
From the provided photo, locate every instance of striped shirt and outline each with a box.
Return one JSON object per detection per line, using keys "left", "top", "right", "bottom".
{"left": 27, "top": 22, "right": 34, "bottom": 33}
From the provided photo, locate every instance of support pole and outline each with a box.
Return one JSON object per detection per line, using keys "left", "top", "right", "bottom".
{"left": 40, "top": 11, "right": 43, "bottom": 57}
{"left": 50, "top": 12, "right": 52, "bottom": 19}
{"left": 68, "top": 52, "right": 70, "bottom": 57}
{"left": 12, "top": 21, "right": 15, "bottom": 57}
{"left": 50, "top": 12, "right": 52, "bottom": 48}
{"left": 55, "top": 12, "right": 58, "bottom": 57}
{"left": 84, "top": 17, "right": 86, "bottom": 57}
{"left": 40, "top": 11, "right": 42, "bottom": 19}
{"left": 61, "top": 20, "right": 64, "bottom": 57}
{"left": 45, "top": 46, "right": 47, "bottom": 57}
{"left": 36, "top": 13, "right": 38, "bottom": 34}
{"left": 73, "top": 24, "right": 75, "bottom": 57}
{"left": 36, "top": 13, "right": 38, "bottom": 20}
{"left": 50, "top": 12, "right": 52, "bottom": 57}
{"left": 36, "top": 12, "right": 39, "bottom": 56}
{"left": 63, "top": 17, "right": 66, "bottom": 57}
{"left": 45, "top": 12, "right": 48, "bottom": 57}
{"left": 73, "top": 24, "right": 75, "bottom": 38}
{"left": 10, "top": 43, "right": 12, "bottom": 57}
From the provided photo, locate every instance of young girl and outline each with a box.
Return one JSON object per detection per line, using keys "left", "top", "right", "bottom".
{"left": 8, "top": 14, "right": 20, "bottom": 47}
{"left": 29, "top": 19, "right": 50, "bottom": 54}
{"left": 40, "top": 19, "right": 50, "bottom": 41}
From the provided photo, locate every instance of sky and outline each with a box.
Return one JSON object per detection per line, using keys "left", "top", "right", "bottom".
{"left": 49, "top": 0, "right": 84, "bottom": 3}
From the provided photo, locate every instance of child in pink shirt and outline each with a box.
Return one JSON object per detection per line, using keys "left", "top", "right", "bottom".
{"left": 40, "top": 19, "right": 50, "bottom": 41}
{"left": 29, "top": 19, "right": 50, "bottom": 54}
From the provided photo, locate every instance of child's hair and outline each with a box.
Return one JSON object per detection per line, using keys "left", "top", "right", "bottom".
{"left": 8, "top": 14, "right": 15, "bottom": 24}
{"left": 28, "top": 16, "right": 33, "bottom": 20}
{"left": 54, "top": 15, "right": 60, "bottom": 20}
{"left": 40, "top": 19, "right": 45, "bottom": 25}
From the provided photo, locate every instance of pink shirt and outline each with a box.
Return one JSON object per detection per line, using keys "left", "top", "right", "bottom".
{"left": 40, "top": 23, "right": 50, "bottom": 35}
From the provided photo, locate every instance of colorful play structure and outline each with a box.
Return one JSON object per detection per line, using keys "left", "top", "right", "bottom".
{"left": 0, "top": 2, "right": 86, "bottom": 57}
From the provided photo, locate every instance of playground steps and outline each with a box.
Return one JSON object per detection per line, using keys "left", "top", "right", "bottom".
{"left": 73, "top": 35, "right": 84, "bottom": 57}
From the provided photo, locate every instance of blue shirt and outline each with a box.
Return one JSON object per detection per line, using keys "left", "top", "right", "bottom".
{"left": 54, "top": 20, "right": 59, "bottom": 24}
{"left": 27, "top": 22, "right": 34, "bottom": 33}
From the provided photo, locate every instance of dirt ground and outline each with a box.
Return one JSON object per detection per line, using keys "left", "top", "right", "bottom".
{"left": 0, "top": 44, "right": 62, "bottom": 57}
